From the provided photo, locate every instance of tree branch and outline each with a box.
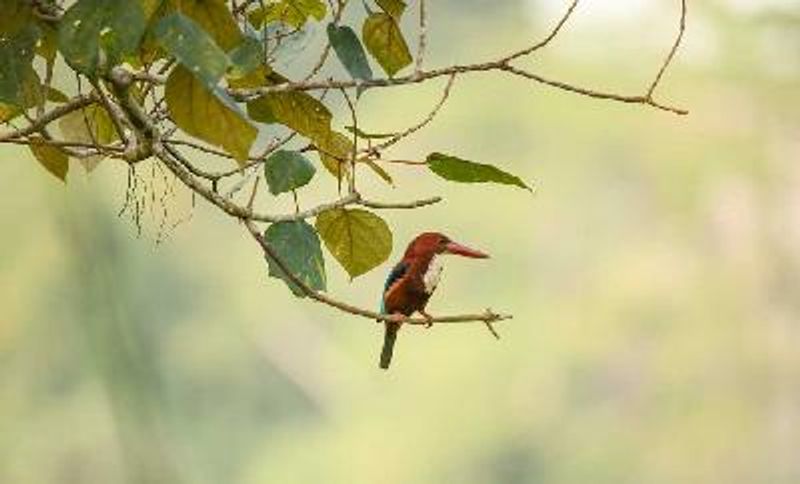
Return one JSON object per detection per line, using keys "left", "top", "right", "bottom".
{"left": 415, "top": 0, "right": 428, "bottom": 74}
{"left": 0, "top": 94, "right": 98, "bottom": 141}
{"left": 225, "top": 0, "right": 687, "bottom": 115}
{"left": 154, "top": 141, "right": 442, "bottom": 223}
{"left": 1, "top": 0, "right": 692, "bottom": 336}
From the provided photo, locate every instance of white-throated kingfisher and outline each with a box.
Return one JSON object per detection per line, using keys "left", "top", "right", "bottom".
{"left": 378, "top": 232, "right": 489, "bottom": 369}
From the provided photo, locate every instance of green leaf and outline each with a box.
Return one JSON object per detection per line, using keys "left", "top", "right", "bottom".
{"left": 228, "top": 64, "right": 274, "bottom": 90}
{"left": 362, "top": 12, "right": 411, "bottom": 77}
{"left": 327, "top": 24, "right": 373, "bottom": 82}
{"left": 154, "top": 13, "right": 230, "bottom": 89}
{"left": 28, "top": 137, "right": 69, "bottom": 182}
{"left": 46, "top": 87, "right": 70, "bottom": 103}
{"left": 36, "top": 23, "right": 59, "bottom": 65}
{"left": 375, "top": 0, "right": 406, "bottom": 19}
{"left": 315, "top": 208, "right": 392, "bottom": 278}
{"left": 264, "top": 150, "right": 316, "bottom": 195}
{"left": 263, "top": 221, "right": 326, "bottom": 297}
{"left": 249, "top": 91, "right": 332, "bottom": 141}
{"left": 137, "top": 0, "right": 175, "bottom": 64}
{"left": 246, "top": 96, "right": 277, "bottom": 124}
{"left": 344, "top": 125, "right": 394, "bottom": 139}
{"left": 249, "top": 0, "right": 327, "bottom": 28}
{"left": 426, "top": 152, "right": 533, "bottom": 191}
{"left": 166, "top": 66, "right": 257, "bottom": 165}
{"left": 363, "top": 159, "right": 394, "bottom": 185}
{"left": 227, "top": 36, "right": 263, "bottom": 80}
{"left": 58, "top": 104, "right": 118, "bottom": 172}
{"left": 58, "top": 0, "right": 146, "bottom": 75}
{"left": 173, "top": 0, "right": 243, "bottom": 50}
{"left": 0, "top": 25, "right": 39, "bottom": 107}
{"left": 0, "top": 65, "right": 44, "bottom": 122}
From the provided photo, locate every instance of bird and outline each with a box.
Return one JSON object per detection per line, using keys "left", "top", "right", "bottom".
{"left": 378, "top": 232, "right": 489, "bottom": 369}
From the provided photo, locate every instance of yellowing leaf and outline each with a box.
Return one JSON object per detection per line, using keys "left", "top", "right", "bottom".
{"left": 28, "top": 137, "right": 69, "bottom": 181}
{"left": 140, "top": 0, "right": 165, "bottom": 19}
{"left": 58, "top": 104, "right": 118, "bottom": 172}
{"left": 173, "top": 0, "right": 243, "bottom": 50}
{"left": 315, "top": 208, "right": 392, "bottom": 278}
{"left": 314, "top": 131, "right": 392, "bottom": 185}
{"left": 228, "top": 65, "right": 272, "bottom": 90}
{"left": 0, "top": 103, "right": 20, "bottom": 123}
{"left": 166, "top": 65, "right": 257, "bottom": 165}
{"left": 315, "top": 130, "right": 351, "bottom": 180}
{"left": 249, "top": 0, "right": 327, "bottom": 28}
{"left": 376, "top": 0, "right": 407, "bottom": 19}
{"left": 362, "top": 12, "right": 411, "bottom": 77}
{"left": 247, "top": 87, "right": 334, "bottom": 144}
{"left": 0, "top": 0, "right": 33, "bottom": 37}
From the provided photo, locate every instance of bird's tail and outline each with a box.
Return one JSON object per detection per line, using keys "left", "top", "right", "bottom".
{"left": 379, "top": 322, "right": 400, "bottom": 369}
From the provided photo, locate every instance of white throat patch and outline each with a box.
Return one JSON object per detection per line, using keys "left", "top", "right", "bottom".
{"left": 423, "top": 255, "right": 444, "bottom": 294}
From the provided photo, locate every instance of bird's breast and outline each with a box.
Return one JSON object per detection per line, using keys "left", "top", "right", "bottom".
{"left": 422, "top": 255, "right": 444, "bottom": 294}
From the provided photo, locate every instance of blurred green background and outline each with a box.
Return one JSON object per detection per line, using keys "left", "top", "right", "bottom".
{"left": 2, "top": 0, "right": 800, "bottom": 483}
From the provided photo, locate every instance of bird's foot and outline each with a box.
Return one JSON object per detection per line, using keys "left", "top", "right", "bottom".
{"left": 378, "top": 313, "right": 404, "bottom": 324}
{"left": 419, "top": 310, "right": 434, "bottom": 328}
{"left": 387, "top": 313, "right": 405, "bottom": 325}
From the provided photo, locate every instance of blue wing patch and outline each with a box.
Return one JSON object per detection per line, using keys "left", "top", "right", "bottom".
{"left": 380, "top": 261, "right": 409, "bottom": 314}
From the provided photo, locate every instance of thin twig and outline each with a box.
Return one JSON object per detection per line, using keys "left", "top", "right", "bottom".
{"left": 647, "top": 0, "right": 687, "bottom": 99}
{"left": 339, "top": 87, "right": 358, "bottom": 193}
{"left": 415, "top": 0, "right": 428, "bottom": 74}
{"left": 366, "top": 73, "right": 457, "bottom": 155}
{"left": 500, "top": 0, "right": 579, "bottom": 64}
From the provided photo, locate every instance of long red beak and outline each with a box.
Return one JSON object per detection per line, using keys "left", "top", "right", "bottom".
{"left": 444, "top": 241, "right": 489, "bottom": 259}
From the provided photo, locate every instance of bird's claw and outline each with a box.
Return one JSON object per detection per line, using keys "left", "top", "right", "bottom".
{"left": 378, "top": 313, "right": 405, "bottom": 325}
{"left": 419, "top": 311, "right": 434, "bottom": 328}
{"left": 388, "top": 313, "right": 405, "bottom": 325}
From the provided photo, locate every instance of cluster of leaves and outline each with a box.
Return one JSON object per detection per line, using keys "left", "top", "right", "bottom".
{"left": 0, "top": 0, "right": 531, "bottom": 298}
